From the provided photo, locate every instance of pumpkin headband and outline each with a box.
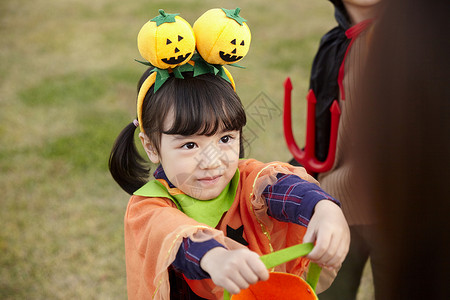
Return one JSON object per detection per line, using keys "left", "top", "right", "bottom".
{"left": 136, "top": 8, "right": 251, "bottom": 132}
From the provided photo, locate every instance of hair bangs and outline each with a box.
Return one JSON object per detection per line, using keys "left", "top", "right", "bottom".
{"left": 162, "top": 73, "right": 246, "bottom": 136}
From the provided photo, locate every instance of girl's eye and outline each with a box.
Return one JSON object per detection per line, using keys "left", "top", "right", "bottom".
{"left": 220, "top": 135, "right": 233, "bottom": 144}
{"left": 181, "top": 142, "right": 197, "bottom": 149}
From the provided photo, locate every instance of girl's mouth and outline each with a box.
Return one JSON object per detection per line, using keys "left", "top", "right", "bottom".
{"left": 197, "top": 175, "right": 222, "bottom": 185}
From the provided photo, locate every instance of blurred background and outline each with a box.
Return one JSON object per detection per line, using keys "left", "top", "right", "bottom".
{"left": 0, "top": 0, "right": 373, "bottom": 298}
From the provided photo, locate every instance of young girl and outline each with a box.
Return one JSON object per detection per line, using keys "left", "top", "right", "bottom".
{"left": 109, "top": 9, "right": 349, "bottom": 300}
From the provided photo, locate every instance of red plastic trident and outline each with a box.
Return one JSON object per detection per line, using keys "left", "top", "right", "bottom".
{"left": 283, "top": 77, "right": 341, "bottom": 175}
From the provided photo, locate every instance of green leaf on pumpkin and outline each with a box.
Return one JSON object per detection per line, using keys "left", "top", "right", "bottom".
{"left": 228, "top": 63, "right": 245, "bottom": 69}
{"left": 134, "top": 59, "right": 154, "bottom": 67}
{"left": 153, "top": 68, "right": 170, "bottom": 92}
{"left": 217, "top": 67, "right": 231, "bottom": 84}
{"left": 151, "top": 9, "right": 180, "bottom": 26}
{"left": 172, "top": 68, "right": 184, "bottom": 79}
{"left": 177, "top": 63, "right": 194, "bottom": 73}
{"left": 191, "top": 53, "right": 223, "bottom": 76}
{"left": 191, "top": 54, "right": 212, "bottom": 76}
{"left": 221, "top": 8, "right": 247, "bottom": 26}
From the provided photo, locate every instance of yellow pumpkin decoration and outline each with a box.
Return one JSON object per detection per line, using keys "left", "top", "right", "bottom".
{"left": 193, "top": 8, "right": 251, "bottom": 65}
{"left": 137, "top": 9, "right": 195, "bottom": 69}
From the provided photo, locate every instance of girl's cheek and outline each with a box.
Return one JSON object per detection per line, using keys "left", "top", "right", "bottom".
{"left": 221, "top": 148, "right": 239, "bottom": 164}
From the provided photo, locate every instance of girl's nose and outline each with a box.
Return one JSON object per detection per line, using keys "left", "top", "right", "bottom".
{"left": 197, "top": 145, "right": 224, "bottom": 169}
{"left": 198, "top": 155, "right": 222, "bottom": 169}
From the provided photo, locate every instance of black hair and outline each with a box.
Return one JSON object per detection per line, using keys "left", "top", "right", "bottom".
{"left": 109, "top": 69, "right": 247, "bottom": 194}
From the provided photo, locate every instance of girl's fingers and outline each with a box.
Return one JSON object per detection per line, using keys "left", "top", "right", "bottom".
{"left": 312, "top": 232, "right": 349, "bottom": 269}
{"left": 222, "top": 278, "right": 242, "bottom": 295}
{"left": 225, "top": 270, "right": 250, "bottom": 293}
{"left": 251, "top": 263, "right": 270, "bottom": 281}
{"left": 325, "top": 237, "right": 349, "bottom": 269}
{"left": 247, "top": 258, "right": 270, "bottom": 282}
{"left": 231, "top": 254, "right": 269, "bottom": 293}
{"left": 306, "top": 229, "right": 331, "bottom": 261}
{"left": 302, "top": 226, "right": 315, "bottom": 244}
{"left": 324, "top": 226, "right": 350, "bottom": 268}
{"left": 238, "top": 263, "right": 259, "bottom": 285}
{"left": 246, "top": 252, "right": 269, "bottom": 281}
{"left": 317, "top": 236, "right": 338, "bottom": 267}
{"left": 237, "top": 254, "right": 268, "bottom": 286}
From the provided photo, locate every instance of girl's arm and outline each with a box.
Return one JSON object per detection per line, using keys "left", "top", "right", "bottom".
{"left": 263, "top": 173, "right": 338, "bottom": 226}
{"left": 263, "top": 173, "right": 349, "bottom": 269}
{"left": 172, "top": 237, "right": 225, "bottom": 279}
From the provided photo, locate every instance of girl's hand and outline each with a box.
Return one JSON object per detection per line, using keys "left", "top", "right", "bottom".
{"left": 200, "top": 247, "right": 269, "bottom": 295}
{"left": 303, "top": 200, "right": 350, "bottom": 270}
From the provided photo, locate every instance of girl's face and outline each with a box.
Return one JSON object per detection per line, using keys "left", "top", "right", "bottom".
{"left": 140, "top": 114, "right": 240, "bottom": 200}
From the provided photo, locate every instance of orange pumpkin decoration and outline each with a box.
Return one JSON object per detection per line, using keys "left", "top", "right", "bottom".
{"left": 193, "top": 8, "right": 251, "bottom": 65}
{"left": 137, "top": 9, "right": 195, "bottom": 69}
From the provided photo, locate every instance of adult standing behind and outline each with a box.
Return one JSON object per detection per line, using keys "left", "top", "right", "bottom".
{"left": 351, "top": 0, "right": 450, "bottom": 298}
{"left": 288, "top": 0, "right": 384, "bottom": 299}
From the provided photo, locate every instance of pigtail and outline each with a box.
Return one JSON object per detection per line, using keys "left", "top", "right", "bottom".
{"left": 109, "top": 122, "right": 149, "bottom": 195}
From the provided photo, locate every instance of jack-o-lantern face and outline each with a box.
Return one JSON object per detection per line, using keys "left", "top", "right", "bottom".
{"left": 218, "top": 32, "right": 249, "bottom": 63}
{"left": 194, "top": 8, "right": 251, "bottom": 65}
{"left": 138, "top": 10, "right": 195, "bottom": 69}
{"left": 157, "top": 33, "right": 193, "bottom": 66}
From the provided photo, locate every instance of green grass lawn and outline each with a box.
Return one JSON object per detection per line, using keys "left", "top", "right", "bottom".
{"left": 0, "top": 0, "right": 373, "bottom": 298}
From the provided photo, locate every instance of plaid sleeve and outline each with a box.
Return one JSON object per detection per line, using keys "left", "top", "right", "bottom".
{"left": 172, "top": 237, "right": 225, "bottom": 280}
{"left": 263, "top": 173, "right": 339, "bottom": 227}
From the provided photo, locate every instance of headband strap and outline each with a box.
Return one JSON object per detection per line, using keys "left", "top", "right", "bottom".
{"left": 137, "top": 72, "right": 157, "bottom": 132}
